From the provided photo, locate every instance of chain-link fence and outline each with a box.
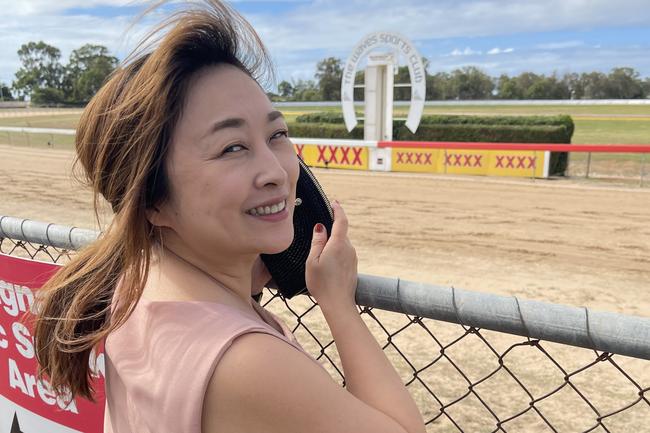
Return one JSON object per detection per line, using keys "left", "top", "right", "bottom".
{"left": 1, "top": 216, "right": 649, "bottom": 433}
{"left": 0, "top": 126, "right": 76, "bottom": 149}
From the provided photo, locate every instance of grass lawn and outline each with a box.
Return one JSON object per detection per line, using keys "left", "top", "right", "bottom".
{"left": 1, "top": 104, "right": 649, "bottom": 151}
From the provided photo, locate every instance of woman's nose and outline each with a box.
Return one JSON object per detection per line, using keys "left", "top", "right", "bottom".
{"left": 254, "top": 143, "right": 288, "bottom": 188}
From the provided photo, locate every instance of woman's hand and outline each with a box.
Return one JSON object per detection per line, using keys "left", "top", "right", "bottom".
{"left": 305, "top": 200, "right": 358, "bottom": 309}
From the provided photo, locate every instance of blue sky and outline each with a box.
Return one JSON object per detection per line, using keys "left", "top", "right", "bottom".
{"left": 1, "top": 0, "right": 649, "bottom": 91}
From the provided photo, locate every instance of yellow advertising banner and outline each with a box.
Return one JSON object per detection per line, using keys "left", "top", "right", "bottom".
{"left": 390, "top": 148, "right": 546, "bottom": 178}
{"left": 392, "top": 148, "right": 440, "bottom": 173}
{"left": 294, "top": 143, "right": 369, "bottom": 171}
{"left": 485, "top": 150, "right": 546, "bottom": 177}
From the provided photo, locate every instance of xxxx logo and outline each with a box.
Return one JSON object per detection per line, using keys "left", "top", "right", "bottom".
{"left": 316, "top": 145, "right": 363, "bottom": 165}
{"left": 444, "top": 153, "right": 483, "bottom": 168}
{"left": 294, "top": 144, "right": 305, "bottom": 159}
{"left": 495, "top": 155, "right": 536, "bottom": 169}
{"left": 396, "top": 151, "right": 433, "bottom": 165}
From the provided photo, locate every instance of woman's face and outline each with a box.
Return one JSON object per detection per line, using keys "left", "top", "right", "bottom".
{"left": 152, "top": 64, "right": 299, "bottom": 259}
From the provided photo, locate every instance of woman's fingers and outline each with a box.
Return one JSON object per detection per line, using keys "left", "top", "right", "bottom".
{"left": 330, "top": 200, "right": 348, "bottom": 240}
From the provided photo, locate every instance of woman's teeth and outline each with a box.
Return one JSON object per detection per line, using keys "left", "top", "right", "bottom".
{"left": 248, "top": 200, "right": 286, "bottom": 216}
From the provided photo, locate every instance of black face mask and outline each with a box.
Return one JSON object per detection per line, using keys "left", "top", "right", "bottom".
{"left": 261, "top": 157, "right": 334, "bottom": 299}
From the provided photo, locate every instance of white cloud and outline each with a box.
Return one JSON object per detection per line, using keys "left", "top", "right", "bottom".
{"left": 487, "top": 47, "right": 514, "bottom": 55}
{"left": 450, "top": 47, "right": 482, "bottom": 56}
{"left": 431, "top": 45, "right": 650, "bottom": 79}
{"left": 1, "top": 0, "right": 650, "bottom": 85}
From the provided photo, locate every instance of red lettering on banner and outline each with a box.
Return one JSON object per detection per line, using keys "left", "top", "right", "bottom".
{"left": 496, "top": 155, "right": 505, "bottom": 168}
{"left": 443, "top": 153, "right": 482, "bottom": 168}
{"left": 295, "top": 144, "right": 304, "bottom": 159}
{"left": 327, "top": 145, "right": 338, "bottom": 163}
{"left": 527, "top": 156, "right": 536, "bottom": 169}
{"left": 352, "top": 148, "right": 363, "bottom": 165}
{"left": 0, "top": 254, "right": 105, "bottom": 433}
{"left": 398, "top": 150, "right": 433, "bottom": 166}
{"left": 516, "top": 156, "right": 526, "bottom": 169}
{"left": 506, "top": 156, "right": 515, "bottom": 168}
{"left": 339, "top": 147, "right": 351, "bottom": 164}
{"left": 317, "top": 145, "right": 327, "bottom": 163}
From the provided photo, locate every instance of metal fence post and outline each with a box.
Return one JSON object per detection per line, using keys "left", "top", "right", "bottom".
{"left": 2, "top": 215, "right": 650, "bottom": 430}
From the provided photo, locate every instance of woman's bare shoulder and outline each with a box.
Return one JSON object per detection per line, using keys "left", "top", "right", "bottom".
{"left": 201, "top": 332, "right": 409, "bottom": 433}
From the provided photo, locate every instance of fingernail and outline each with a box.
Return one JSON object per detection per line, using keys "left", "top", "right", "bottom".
{"left": 315, "top": 223, "right": 324, "bottom": 233}
{"left": 334, "top": 199, "right": 340, "bottom": 206}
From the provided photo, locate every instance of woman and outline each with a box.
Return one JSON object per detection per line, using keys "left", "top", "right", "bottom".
{"left": 34, "top": 1, "right": 426, "bottom": 432}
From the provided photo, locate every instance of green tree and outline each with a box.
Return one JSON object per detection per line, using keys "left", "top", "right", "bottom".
{"left": 524, "top": 74, "right": 570, "bottom": 99}
{"left": 426, "top": 72, "right": 453, "bottom": 100}
{"left": 63, "top": 44, "right": 117, "bottom": 104}
{"left": 450, "top": 66, "right": 494, "bottom": 99}
{"left": 0, "top": 82, "right": 14, "bottom": 101}
{"left": 643, "top": 78, "right": 650, "bottom": 98}
{"left": 291, "top": 79, "right": 320, "bottom": 101}
{"left": 579, "top": 72, "right": 610, "bottom": 99}
{"left": 12, "top": 41, "right": 64, "bottom": 99}
{"left": 607, "top": 67, "right": 645, "bottom": 99}
{"left": 314, "top": 57, "right": 342, "bottom": 101}
{"left": 31, "top": 87, "right": 65, "bottom": 105}
{"left": 496, "top": 74, "right": 522, "bottom": 99}
{"left": 513, "top": 72, "right": 542, "bottom": 99}
{"left": 277, "top": 80, "right": 294, "bottom": 98}
{"left": 562, "top": 73, "right": 583, "bottom": 99}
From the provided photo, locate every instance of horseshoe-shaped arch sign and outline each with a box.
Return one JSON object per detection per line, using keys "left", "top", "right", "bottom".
{"left": 341, "top": 31, "right": 426, "bottom": 134}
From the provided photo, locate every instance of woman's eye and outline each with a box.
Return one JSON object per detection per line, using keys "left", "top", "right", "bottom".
{"left": 271, "top": 130, "right": 289, "bottom": 140}
{"left": 223, "top": 144, "right": 246, "bottom": 154}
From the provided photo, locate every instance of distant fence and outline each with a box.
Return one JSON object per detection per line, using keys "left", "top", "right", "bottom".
{"left": 1, "top": 215, "right": 649, "bottom": 432}
{"left": 272, "top": 99, "right": 650, "bottom": 107}
{"left": 0, "top": 101, "right": 29, "bottom": 109}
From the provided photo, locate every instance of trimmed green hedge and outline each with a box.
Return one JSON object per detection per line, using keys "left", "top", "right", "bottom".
{"left": 295, "top": 112, "right": 356, "bottom": 124}
{"left": 289, "top": 122, "right": 364, "bottom": 139}
{"left": 296, "top": 112, "right": 574, "bottom": 136}
{"left": 289, "top": 113, "right": 574, "bottom": 175}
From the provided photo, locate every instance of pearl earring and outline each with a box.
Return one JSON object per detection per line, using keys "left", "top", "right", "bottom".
{"left": 295, "top": 198, "right": 302, "bottom": 206}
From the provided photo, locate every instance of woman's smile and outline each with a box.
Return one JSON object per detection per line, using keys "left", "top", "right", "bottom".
{"left": 246, "top": 205, "right": 289, "bottom": 222}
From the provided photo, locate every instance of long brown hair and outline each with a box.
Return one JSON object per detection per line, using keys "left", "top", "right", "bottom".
{"left": 33, "top": 0, "right": 272, "bottom": 402}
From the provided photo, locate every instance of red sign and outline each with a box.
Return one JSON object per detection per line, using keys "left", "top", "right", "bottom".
{"left": 0, "top": 253, "right": 104, "bottom": 433}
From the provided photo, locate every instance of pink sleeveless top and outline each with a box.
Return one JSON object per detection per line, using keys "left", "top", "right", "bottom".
{"left": 103, "top": 297, "right": 326, "bottom": 433}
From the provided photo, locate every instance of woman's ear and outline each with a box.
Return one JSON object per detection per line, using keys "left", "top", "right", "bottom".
{"left": 145, "top": 205, "right": 172, "bottom": 228}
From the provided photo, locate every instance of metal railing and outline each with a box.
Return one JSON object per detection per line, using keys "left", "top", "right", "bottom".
{"left": 1, "top": 215, "right": 649, "bottom": 432}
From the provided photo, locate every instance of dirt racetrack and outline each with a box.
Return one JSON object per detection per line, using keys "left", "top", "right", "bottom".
{"left": 1, "top": 144, "right": 647, "bottom": 316}
{"left": 1, "top": 144, "right": 649, "bottom": 431}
